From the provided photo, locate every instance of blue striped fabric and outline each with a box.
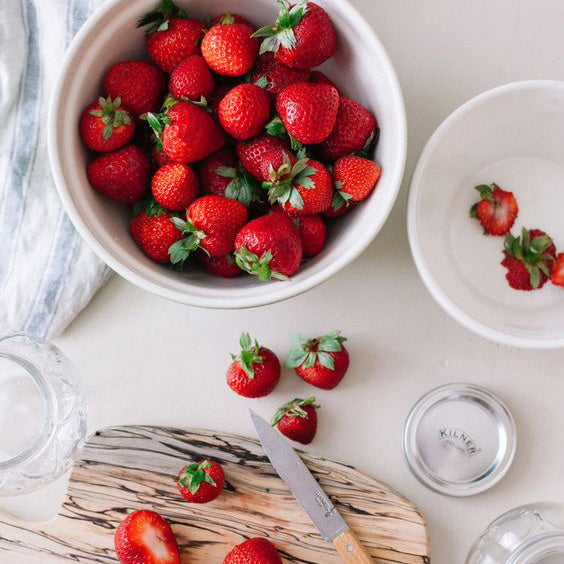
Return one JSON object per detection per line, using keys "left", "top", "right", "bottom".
{"left": 0, "top": 0, "right": 111, "bottom": 338}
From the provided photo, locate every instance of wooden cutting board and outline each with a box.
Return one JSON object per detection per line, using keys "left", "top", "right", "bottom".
{"left": 0, "top": 426, "right": 429, "bottom": 563}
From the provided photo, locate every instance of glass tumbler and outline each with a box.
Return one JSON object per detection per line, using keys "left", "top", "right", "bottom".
{"left": 0, "top": 333, "right": 86, "bottom": 496}
{"left": 467, "top": 503, "right": 564, "bottom": 563}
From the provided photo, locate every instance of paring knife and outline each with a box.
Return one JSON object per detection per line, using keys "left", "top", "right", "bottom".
{"left": 250, "top": 410, "right": 373, "bottom": 563}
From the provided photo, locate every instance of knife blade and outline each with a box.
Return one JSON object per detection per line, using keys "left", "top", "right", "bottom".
{"left": 250, "top": 409, "right": 373, "bottom": 563}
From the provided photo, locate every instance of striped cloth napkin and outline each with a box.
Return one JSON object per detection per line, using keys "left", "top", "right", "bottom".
{"left": 0, "top": 0, "right": 111, "bottom": 339}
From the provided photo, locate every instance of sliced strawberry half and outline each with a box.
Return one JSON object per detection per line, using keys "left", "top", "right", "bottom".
{"left": 551, "top": 253, "right": 564, "bottom": 287}
{"left": 470, "top": 183, "right": 519, "bottom": 236}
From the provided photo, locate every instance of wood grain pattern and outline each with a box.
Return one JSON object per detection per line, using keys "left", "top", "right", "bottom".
{"left": 0, "top": 426, "right": 430, "bottom": 563}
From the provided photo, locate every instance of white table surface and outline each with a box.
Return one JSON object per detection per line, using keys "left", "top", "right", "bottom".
{"left": 3, "top": 1, "right": 564, "bottom": 562}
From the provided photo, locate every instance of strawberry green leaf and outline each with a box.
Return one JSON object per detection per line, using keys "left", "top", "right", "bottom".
{"left": 317, "top": 351, "right": 335, "bottom": 370}
{"left": 272, "top": 396, "right": 318, "bottom": 426}
{"left": 177, "top": 460, "right": 217, "bottom": 494}
{"left": 216, "top": 166, "right": 238, "bottom": 179}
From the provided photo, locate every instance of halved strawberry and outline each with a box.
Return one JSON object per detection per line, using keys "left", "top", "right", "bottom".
{"left": 551, "top": 253, "right": 564, "bottom": 287}
{"left": 470, "top": 183, "right": 519, "bottom": 236}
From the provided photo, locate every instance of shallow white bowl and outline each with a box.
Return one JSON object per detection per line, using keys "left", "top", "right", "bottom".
{"left": 408, "top": 80, "right": 564, "bottom": 349}
{"left": 48, "top": 0, "right": 406, "bottom": 309}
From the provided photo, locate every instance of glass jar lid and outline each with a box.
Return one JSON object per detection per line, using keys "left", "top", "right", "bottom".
{"left": 403, "top": 383, "right": 516, "bottom": 497}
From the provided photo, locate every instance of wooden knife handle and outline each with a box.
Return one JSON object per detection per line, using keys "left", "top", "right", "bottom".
{"left": 333, "top": 528, "right": 373, "bottom": 562}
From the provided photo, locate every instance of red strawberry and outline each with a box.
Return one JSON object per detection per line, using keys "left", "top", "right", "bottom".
{"left": 551, "top": 253, "right": 564, "bottom": 287}
{"left": 309, "top": 70, "right": 338, "bottom": 90}
{"left": 169, "top": 195, "right": 248, "bottom": 263}
{"left": 276, "top": 83, "right": 339, "bottom": 145}
{"left": 324, "top": 198, "right": 357, "bottom": 218}
{"left": 227, "top": 333, "right": 281, "bottom": 398}
{"left": 236, "top": 135, "right": 290, "bottom": 180}
{"left": 151, "top": 163, "right": 199, "bottom": 210}
{"left": 317, "top": 97, "right": 377, "bottom": 161}
{"left": 333, "top": 155, "right": 381, "bottom": 204}
{"left": 272, "top": 397, "right": 319, "bottom": 445}
{"left": 287, "top": 331, "right": 349, "bottom": 389}
{"left": 114, "top": 510, "right": 180, "bottom": 564}
{"left": 199, "top": 251, "right": 242, "bottom": 277}
{"left": 208, "top": 83, "right": 233, "bottom": 115}
{"left": 169, "top": 55, "right": 214, "bottom": 101}
{"left": 176, "top": 459, "right": 225, "bottom": 503}
{"left": 211, "top": 12, "right": 255, "bottom": 28}
{"left": 103, "top": 60, "right": 165, "bottom": 116}
{"left": 295, "top": 215, "right": 326, "bottom": 257}
{"left": 224, "top": 538, "right": 282, "bottom": 564}
{"left": 79, "top": 96, "right": 134, "bottom": 152}
{"left": 258, "top": 146, "right": 297, "bottom": 183}
{"left": 250, "top": 52, "right": 311, "bottom": 95}
{"left": 219, "top": 84, "right": 271, "bottom": 141}
{"left": 254, "top": 2, "right": 337, "bottom": 70}
{"left": 130, "top": 209, "right": 183, "bottom": 264}
{"left": 470, "top": 183, "right": 519, "bottom": 236}
{"left": 138, "top": 1, "right": 205, "bottom": 73}
{"left": 201, "top": 23, "right": 259, "bottom": 77}
{"left": 152, "top": 145, "right": 172, "bottom": 167}
{"left": 235, "top": 213, "right": 302, "bottom": 280}
{"left": 88, "top": 145, "right": 150, "bottom": 204}
{"left": 501, "top": 228, "right": 557, "bottom": 290}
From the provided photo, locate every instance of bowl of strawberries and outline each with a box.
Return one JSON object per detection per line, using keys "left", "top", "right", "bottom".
{"left": 49, "top": 0, "right": 406, "bottom": 308}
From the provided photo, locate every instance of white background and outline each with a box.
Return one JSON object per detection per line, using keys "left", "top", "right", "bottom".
{"left": 3, "top": 1, "right": 564, "bottom": 562}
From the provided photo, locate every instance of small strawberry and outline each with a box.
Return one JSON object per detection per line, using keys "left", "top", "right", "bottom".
{"left": 79, "top": 96, "right": 134, "bottom": 152}
{"left": 224, "top": 538, "right": 282, "bottom": 564}
{"left": 276, "top": 83, "right": 339, "bottom": 145}
{"left": 88, "top": 145, "right": 151, "bottom": 204}
{"left": 236, "top": 135, "right": 290, "bottom": 180}
{"left": 227, "top": 333, "right": 281, "bottom": 398}
{"left": 294, "top": 214, "right": 326, "bottom": 257}
{"left": 258, "top": 146, "right": 297, "bottom": 183}
{"left": 201, "top": 23, "right": 259, "bottom": 76}
{"left": 551, "top": 254, "right": 564, "bottom": 287}
{"left": 287, "top": 331, "right": 349, "bottom": 389}
{"left": 103, "top": 60, "right": 165, "bottom": 116}
{"left": 138, "top": 0, "right": 205, "bottom": 73}
{"left": 470, "top": 183, "right": 519, "bottom": 236}
{"left": 254, "top": 2, "right": 337, "bottom": 70}
{"left": 169, "top": 195, "right": 248, "bottom": 262}
{"left": 323, "top": 199, "right": 357, "bottom": 218}
{"left": 250, "top": 52, "right": 311, "bottom": 95}
{"left": 333, "top": 155, "right": 381, "bottom": 204}
{"left": 152, "top": 145, "right": 172, "bottom": 167}
{"left": 234, "top": 213, "right": 302, "bottom": 280}
{"left": 272, "top": 397, "right": 319, "bottom": 445}
{"left": 114, "top": 510, "right": 180, "bottom": 564}
{"left": 169, "top": 55, "right": 215, "bottom": 100}
{"left": 211, "top": 12, "right": 255, "bottom": 28}
{"left": 130, "top": 208, "right": 183, "bottom": 264}
{"left": 176, "top": 459, "right": 225, "bottom": 503}
{"left": 317, "top": 97, "right": 378, "bottom": 161}
{"left": 309, "top": 70, "right": 338, "bottom": 89}
{"left": 199, "top": 251, "right": 242, "bottom": 277}
{"left": 502, "top": 228, "right": 557, "bottom": 290}
{"left": 151, "top": 163, "right": 199, "bottom": 210}
{"left": 218, "top": 84, "right": 271, "bottom": 141}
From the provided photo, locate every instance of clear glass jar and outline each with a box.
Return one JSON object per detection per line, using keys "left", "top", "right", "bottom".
{"left": 0, "top": 333, "right": 87, "bottom": 496}
{"left": 467, "top": 503, "right": 564, "bottom": 563}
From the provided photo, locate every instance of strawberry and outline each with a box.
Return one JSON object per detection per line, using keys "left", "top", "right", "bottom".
{"left": 138, "top": 0, "right": 205, "bottom": 73}
{"left": 224, "top": 538, "right": 282, "bottom": 564}
{"left": 218, "top": 84, "right": 271, "bottom": 141}
{"left": 272, "top": 397, "right": 319, "bottom": 445}
{"left": 201, "top": 23, "right": 259, "bottom": 76}
{"left": 323, "top": 199, "right": 356, "bottom": 218}
{"left": 317, "top": 97, "right": 378, "bottom": 161}
{"left": 151, "top": 163, "right": 199, "bottom": 210}
{"left": 309, "top": 70, "right": 338, "bottom": 90}
{"left": 551, "top": 253, "right": 564, "bottom": 287}
{"left": 236, "top": 135, "right": 290, "bottom": 180}
{"left": 79, "top": 96, "right": 134, "bottom": 152}
{"left": 254, "top": 2, "right": 337, "bottom": 70}
{"left": 103, "top": 60, "right": 165, "bottom": 116}
{"left": 333, "top": 155, "right": 381, "bottom": 204}
{"left": 250, "top": 52, "right": 311, "bottom": 95}
{"left": 199, "top": 251, "right": 242, "bottom": 277}
{"left": 130, "top": 208, "right": 183, "bottom": 263}
{"left": 176, "top": 459, "right": 225, "bottom": 503}
{"left": 470, "top": 183, "right": 519, "bottom": 236}
{"left": 152, "top": 145, "right": 172, "bottom": 167}
{"left": 114, "top": 510, "right": 180, "bottom": 564}
{"left": 169, "top": 55, "right": 215, "bottom": 101}
{"left": 234, "top": 213, "right": 302, "bottom": 280}
{"left": 276, "top": 83, "right": 339, "bottom": 145}
{"left": 287, "top": 331, "right": 349, "bottom": 389}
{"left": 88, "top": 145, "right": 150, "bottom": 204}
{"left": 258, "top": 146, "right": 297, "bottom": 183}
{"left": 295, "top": 214, "right": 326, "bottom": 257}
{"left": 227, "top": 333, "right": 281, "bottom": 398}
{"left": 169, "top": 195, "right": 248, "bottom": 262}
{"left": 208, "top": 83, "right": 233, "bottom": 115}
{"left": 211, "top": 12, "right": 255, "bottom": 28}
{"left": 501, "top": 228, "right": 557, "bottom": 290}
{"left": 148, "top": 100, "right": 225, "bottom": 164}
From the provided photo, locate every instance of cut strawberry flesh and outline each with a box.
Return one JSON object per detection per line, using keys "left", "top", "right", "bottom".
{"left": 476, "top": 187, "right": 518, "bottom": 236}
{"left": 552, "top": 254, "right": 564, "bottom": 287}
{"left": 128, "top": 512, "right": 180, "bottom": 564}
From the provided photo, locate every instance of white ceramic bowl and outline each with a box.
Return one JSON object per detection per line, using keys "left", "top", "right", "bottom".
{"left": 408, "top": 80, "right": 564, "bottom": 349}
{"left": 48, "top": 0, "right": 406, "bottom": 309}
